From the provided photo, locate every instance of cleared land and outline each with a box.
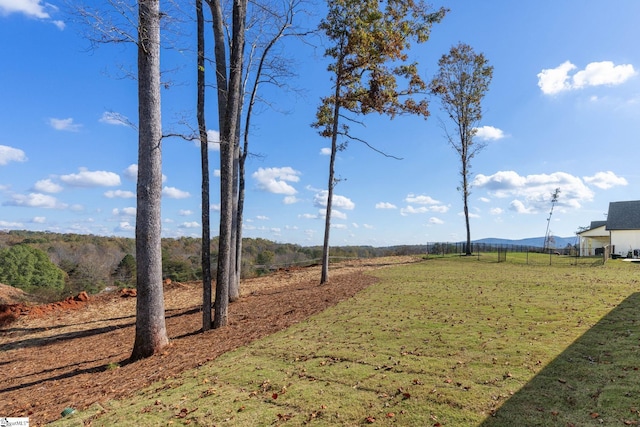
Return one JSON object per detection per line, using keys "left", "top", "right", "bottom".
{"left": 3, "top": 255, "right": 640, "bottom": 426}
{"left": 0, "top": 257, "right": 413, "bottom": 425}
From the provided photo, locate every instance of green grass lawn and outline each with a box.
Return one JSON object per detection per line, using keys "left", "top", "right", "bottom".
{"left": 55, "top": 257, "right": 640, "bottom": 426}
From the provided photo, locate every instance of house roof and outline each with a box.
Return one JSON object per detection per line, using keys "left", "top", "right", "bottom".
{"left": 606, "top": 200, "right": 640, "bottom": 230}
{"left": 577, "top": 220, "right": 607, "bottom": 235}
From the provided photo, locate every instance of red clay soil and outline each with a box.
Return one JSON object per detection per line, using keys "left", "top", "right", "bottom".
{"left": 0, "top": 257, "right": 417, "bottom": 426}
{"left": 0, "top": 292, "right": 89, "bottom": 328}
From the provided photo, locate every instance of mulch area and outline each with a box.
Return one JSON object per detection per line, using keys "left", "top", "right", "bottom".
{"left": 0, "top": 269, "right": 379, "bottom": 425}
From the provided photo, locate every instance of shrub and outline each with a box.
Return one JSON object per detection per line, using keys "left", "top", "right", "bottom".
{"left": 0, "top": 244, "right": 65, "bottom": 292}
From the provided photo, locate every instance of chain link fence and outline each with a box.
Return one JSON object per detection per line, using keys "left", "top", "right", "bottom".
{"left": 423, "top": 242, "right": 605, "bottom": 266}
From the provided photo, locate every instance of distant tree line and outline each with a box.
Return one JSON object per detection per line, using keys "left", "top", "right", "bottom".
{"left": 0, "top": 230, "right": 425, "bottom": 301}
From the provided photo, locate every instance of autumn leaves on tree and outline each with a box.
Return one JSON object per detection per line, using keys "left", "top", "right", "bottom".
{"left": 313, "top": 0, "right": 447, "bottom": 283}
{"left": 105, "top": 0, "right": 493, "bottom": 360}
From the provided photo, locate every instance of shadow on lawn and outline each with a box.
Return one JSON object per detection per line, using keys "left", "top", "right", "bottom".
{"left": 0, "top": 307, "right": 199, "bottom": 352}
{"left": 480, "top": 292, "right": 640, "bottom": 426}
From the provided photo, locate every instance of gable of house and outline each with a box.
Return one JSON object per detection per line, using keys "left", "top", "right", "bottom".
{"left": 606, "top": 200, "right": 640, "bottom": 230}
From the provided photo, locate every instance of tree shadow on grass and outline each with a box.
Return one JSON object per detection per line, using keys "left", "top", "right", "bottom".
{"left": 0, "top": 307, "right": 200, "bottom": 352}
{"left": 480, "top": 292, "right": 640, "bottom": 426}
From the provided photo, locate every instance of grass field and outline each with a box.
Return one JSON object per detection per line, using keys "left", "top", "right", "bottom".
{"left": 55, "top": 257, "right": 640, "bottom": 426}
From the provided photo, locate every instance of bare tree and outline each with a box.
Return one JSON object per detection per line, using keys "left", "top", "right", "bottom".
{"left": 430, "top": 43, "right": 493, "bottom": 256}
{"left": 196, "top": 0, "right": 213, "bottom": 331}
{"left": 130, "top": 0, "right": 169, "bottom": 360}
{"left": 232, "top": 0, "right": 307, "bottom": 300}
{"left": 200, "top": 0, "right": 306, "bottom": 325}
{"left": 313, "top": 0, "right": 447, "bottom": 284}
{"left": 544, "top": 188, "right": 561, "bottom": 251}
{"left": 204, "top": 0, "right": 248, "bottom": 328}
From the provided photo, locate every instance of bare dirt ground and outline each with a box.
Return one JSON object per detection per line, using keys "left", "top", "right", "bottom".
{"left": 0, "top": 256, "right": 420, "bottom": 425}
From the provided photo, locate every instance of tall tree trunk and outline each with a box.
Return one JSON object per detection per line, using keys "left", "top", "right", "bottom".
{"left": 235, "top": 142, "right": 247, "bottom": 291}
{"left": 215, "top": 137, "right": 233, "bottom": 328}
{"left": 229, "top": 131, "right": 240, "bottom": 302}
{"left": 197, "top": 0, "right": 212, "bottom": 331}
{"left": 462, "top": 151, "right": 471, "bottom": 255}
{"left": 214, "top": 0, "right": 247, "bottom": 328}
{"left": 320, "top": 78, "right": 342, "bottom": 285}
{"left": 130, "top": 0, "right": 168, "bottom": 361}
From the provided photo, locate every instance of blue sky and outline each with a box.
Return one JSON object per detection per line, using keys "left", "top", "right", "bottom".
{"left": 0, "top": 0, "right": 638, "bottom": 246}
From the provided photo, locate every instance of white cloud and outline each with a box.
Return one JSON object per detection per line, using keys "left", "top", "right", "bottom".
{"left": 0, "top": 1, "right": 65, "bottom": 28}
{"left": 210, "top": 203, "right": 221, "bottom": 212}
{"left": 583, "top": 171, "right": 628, "bottom": 189}
{"left": 0, "top": 0, "right": 51, "bottom": 18}
{"left": 113, "top": 207, "right": 136, "bottom": 217}
{"left": 104, "top": 189, "right": 135, "bottom": 198}
{"left": 99, "top": 111, "right": 131, "bottom": 126}
{"left": 256, "top": 215, "right": 269, "bottom": 220}
{"left": 479, "top": 197, "right": 491, "bottom": 203}
{"left": 573, "top": 61, "right": 636, "bottom": 89}
{"left": 538, "top": 60, "right": 636, "bottom": 95}
{"left": 60, "top": 168, "right": 121, "bottom": 187}
{"left": 537, "top": 61, "right": 576, "bottom": 95}
{"left": 252, "top": 166, "right": 301, "bottom": 195}
{"left": 473, "top": 170, "right": 594, "bottom": 211}
{"left": 4, "top": 192, "right": 66, "bottom": 208}
{"left": 429, "top": 204, "right": 450, "bottom": 214}
{"left": 299, "top": 213, "right": 318, "bottom": 219}
{"left": 192, "top": 130, "right": 220, "bottom": 151}
{"left": 162, "top": 186, "right": 190, "bottom": 199}
{"left": 490, "top": 207, "right": 503, "bottom": 215}
{"left": 363, "top": 224, "right": 374, "bottom": 229}
{"left": 429, "top": 217, "right": 444, "bottom": 225}
{"left": 207, "top": 130, "right": 220, "bottom": 151}
{"left": 331, "top": 223, "right": 347, "bottom": 229}
{"left": 401, "top": 194, "right": 449, "bottom": 216}
{"left": 49, "top": 117, "right": 81, "bottom": 131}
{"left": 401, "top": 206, "right": 429, "bottom": 215}
{"left": 283, "top": 196, "right": 300, "bottom": 204}
{"left": 320, "top": 147, "right": 331, "bottom": 155}
{"left": 405, "top": 194, "right": 440, "bottom": 205}
{"left": 179, "top": 221, "right": 200, "bottom": 229}
{"left": 115, "top": 221, "right": 135, "bottom": 232}
{"left": 179, "top": 209, "right": 193, "bottom": 216}
{"left": 0, "top": 219, "right": 23, "bottom": 227}
{"left": 510, "top": 200, "right": 534, "bottom": 214}
{"left": 0, "top": 145, "right": 27, "bottom": 165}
{"left": 33, "top": 178, "right": 62, "bottom": 193}
{"left": 313, "top": 190, "right": 355, "bottom": 210}
{"left": 123, "top": 164, "right": 138, "bottom": 180}
{"left": 375, "top": 202, "right": 397, "bottom": 209}
{"left": 32, "top": 216, "right": 46, "bottom": 223}
{"left": 474, "top": 126, "right": 505, "bottom": 141}
{"left": 330, "top": 209, "right": 347, "bottom": 220}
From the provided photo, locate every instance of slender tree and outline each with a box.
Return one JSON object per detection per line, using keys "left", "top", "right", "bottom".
{"left": 130, "top": 0, "right": 169, "bottom": 360}
{"left": 200, "top": 0, "right": 304, "bottom": 321}
{"left": 196, "top": 0, "right": 213, "bottom": 331}
{"left": 544, "top": 187, "right": 561, "bottom": 251}
{"left": 233, "top": 0, "right": 304, "bottom": 299}
{"left": 313, "top": 0, "right": 447, "bottom": 283}
{"left": 204, "top": 0, "right": 248, "bottom": 328}
{"left": 430, "top": 43, "right": 493, "bottom": 256}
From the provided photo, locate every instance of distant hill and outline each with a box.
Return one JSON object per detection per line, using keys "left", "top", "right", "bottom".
{"left": 473, "top": 236, "right": 579, "bottom": 248}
